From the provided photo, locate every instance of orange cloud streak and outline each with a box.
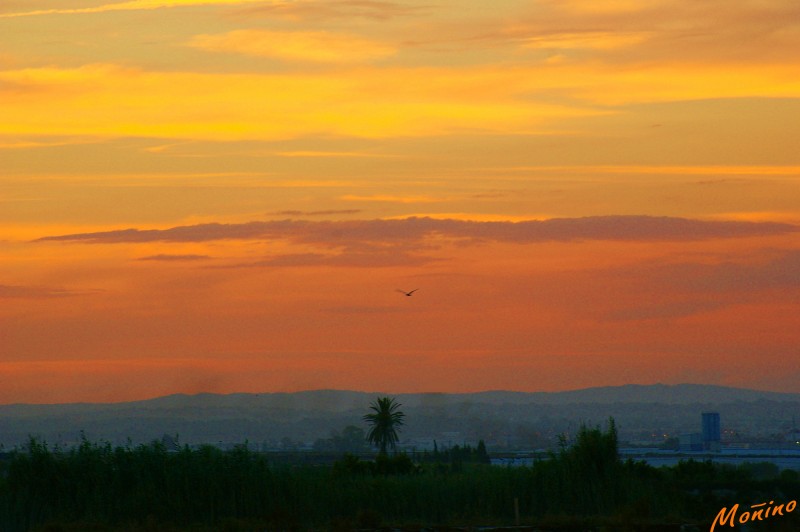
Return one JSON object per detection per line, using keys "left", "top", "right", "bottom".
{"left": 0, "top": 0, "right": 286, "bottom": 18}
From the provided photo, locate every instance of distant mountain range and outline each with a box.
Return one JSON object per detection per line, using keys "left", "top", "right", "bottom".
{"left": 2, "top": 384, "right": 799, "bottom": 450}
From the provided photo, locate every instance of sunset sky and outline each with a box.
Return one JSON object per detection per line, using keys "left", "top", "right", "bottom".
{"left": 2, "top": 0, "right": 799, "bottom": 404}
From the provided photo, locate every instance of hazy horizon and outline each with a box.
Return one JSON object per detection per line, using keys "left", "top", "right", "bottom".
{"left": 2, "top": 0, "right": 799, "bottom": 404}
{"left": 3, "top": 381, "right": 800, "bottom": 407}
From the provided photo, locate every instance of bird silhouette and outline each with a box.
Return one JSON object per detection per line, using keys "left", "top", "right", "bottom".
{"left": 397, "top": 288, "right": 419, "bottom": 297}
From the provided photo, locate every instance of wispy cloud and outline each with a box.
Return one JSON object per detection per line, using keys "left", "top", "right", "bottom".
{"left": 520, "top": 31, "right": 651, "bottom": 51}
{"left": 271, "top": 209, "right": 363, "bottom": 217}
{"left": 233, "top": 0, "right": 423, "bottom": 21}
{"left": 0, "top": 284, "right": 86, "bottom": 299}
{"left": 34, "top": 216, "right": 799, "bottom": 245}
{"left": 136, "top": 254, "right": 212, "bottom": 261}
{"left": 605, "top": 299, "right": 729, "bottom": 322}
{"left": 584, "top": 249, "right": 800, "bottom": 322}
{"left": 340, "top": 195, "right": 444, "bottom": 204}
{"left": 645, "top": 250, "right": 800, "bottom": 294}
{"left": 0, "top": 0, "right": 285, "bottom": 18}
{"left": 480, "top": 165, "right": 800, "bottom": 177}
{"left": 0, "top": 137, "right": 105, "bottom": 150}
{"left": 241, "top": 251, "right": 440, "bottom": 268}
{"left": 188, "top": 30, "right": 396, "bottom": 64}
{"left": 496, "top": 0, "right": 800, "bottom": 65}
{"left": 275, "top": 151, "right": 396, "bottom": 158}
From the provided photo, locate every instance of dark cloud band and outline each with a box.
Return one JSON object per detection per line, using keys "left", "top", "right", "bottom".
{"left": 35, "top": 215, "right": 797, "bottom": 245}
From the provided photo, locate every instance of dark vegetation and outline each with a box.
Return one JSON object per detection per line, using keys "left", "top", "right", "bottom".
{"left": 0, "top": 420, "right": 798, "bottom": 531}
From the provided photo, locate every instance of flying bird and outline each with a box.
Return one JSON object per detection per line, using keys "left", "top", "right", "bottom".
{"left": 397, "top": 288, "right": 419, "bottom": 297}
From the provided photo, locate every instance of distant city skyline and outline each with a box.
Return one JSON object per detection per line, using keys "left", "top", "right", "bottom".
{"left": 2, "top": 385, "right": 799, "bottom": 454}
{"left": 1, "top": 0, "right": 799, "bottom": 403}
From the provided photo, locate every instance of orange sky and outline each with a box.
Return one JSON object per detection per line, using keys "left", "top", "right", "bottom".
{"left": 2, "top": 0, "right": 800, "bottom": 403}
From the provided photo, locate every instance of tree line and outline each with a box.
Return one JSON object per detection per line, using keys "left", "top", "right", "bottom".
{"left": 1, "top": 423, "right": 798, "bottom": 531}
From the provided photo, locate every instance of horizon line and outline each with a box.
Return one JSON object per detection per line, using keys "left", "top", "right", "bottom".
{"left": 3, "top": 382, "right": 798, "bottom": 408}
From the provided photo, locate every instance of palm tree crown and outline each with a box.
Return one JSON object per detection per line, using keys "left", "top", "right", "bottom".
{"left": 362, "top": 397, "right": 405, "bottom": 455}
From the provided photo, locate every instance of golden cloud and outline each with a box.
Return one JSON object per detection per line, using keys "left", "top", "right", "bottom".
{"left": 0, "top": 64, "right": 596, "bottom": 141}
{"left": 1, "top": 59, "right": 798, "bottom": 142}
{"left": 189, "top": 30, "right": 396, "bottom": 64}
{"left": 520, "top": 31, "right": 651, "bottom": 50}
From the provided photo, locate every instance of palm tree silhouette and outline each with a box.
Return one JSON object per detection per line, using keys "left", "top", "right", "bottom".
{"left": 363, "top": 397, "right": 405, "bottom": 456}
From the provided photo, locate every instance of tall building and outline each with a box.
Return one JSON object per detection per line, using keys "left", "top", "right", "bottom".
{"left": 702, "top": 412, "right": 721, "bottom": 452}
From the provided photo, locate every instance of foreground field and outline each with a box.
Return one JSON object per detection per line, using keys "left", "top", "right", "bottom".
{"left": 1, "top": 423, "right": 798, "bottom": 531}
